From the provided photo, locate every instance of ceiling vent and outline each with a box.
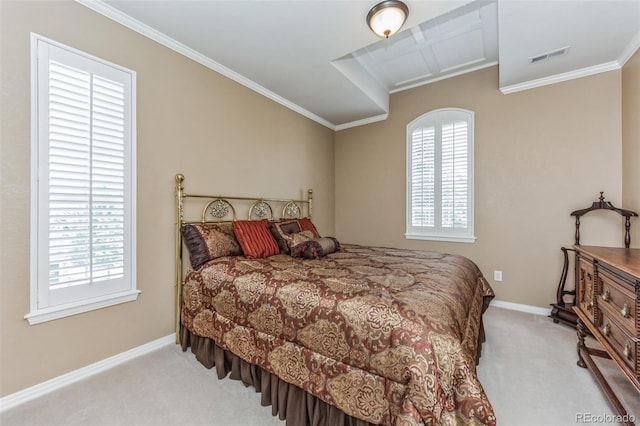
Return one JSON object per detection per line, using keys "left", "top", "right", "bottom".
{"left": 529, "top": 46, "right": 570, "bottom": 64}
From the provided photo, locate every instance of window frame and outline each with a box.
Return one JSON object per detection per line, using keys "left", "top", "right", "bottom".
{"left": 405, "top": 108, "right": 476, "bottom": 243}
{"left": 27, "top": 33, "right": 139, "bottom": 325}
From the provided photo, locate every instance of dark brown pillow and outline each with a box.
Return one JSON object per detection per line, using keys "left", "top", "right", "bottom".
{"left": 269, "top": 220, "right": 302, "bottom": 255}
{"left": 290, "top": 237, "right": 340, "bottom": 259}
{"left": 181, "top": 223, "right": 242, "bottom": 269}
{"left": 280, "top": 217, "right": 320, "bottom": 238}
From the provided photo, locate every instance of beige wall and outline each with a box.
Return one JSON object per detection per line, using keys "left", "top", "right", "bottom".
{"left": 0, "top": 1, "right": 334, "bottom": 397}
{"left": 1, "top": 0, "right": 635, "bottom": 401}
{"left": 335, "top": 65, "right": 623, "bottom": 309}
{"left": 622, "top": 48, "right": 640, "bottom": 248}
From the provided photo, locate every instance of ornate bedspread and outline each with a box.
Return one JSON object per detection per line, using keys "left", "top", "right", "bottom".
{"left": 181, "top": 245, "right": 496, "bottom": 425}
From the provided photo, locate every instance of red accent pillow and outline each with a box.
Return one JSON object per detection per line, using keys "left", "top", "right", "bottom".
{"left": 232, "top": 219, "right": 280, "bottom": 259}
{"left": 280, "top": 217, "right": 319, "bottom": 238}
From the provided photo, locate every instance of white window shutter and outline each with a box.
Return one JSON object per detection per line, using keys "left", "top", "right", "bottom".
{"left": 406, "top": 109, "right": 475, "bottom": 243}
{"left": 440, "top": 120, "right": 468, "bottom": 229}
{"left": 411, "top": 126, "right": 435, "bottom": 228}
{"left": 28, "top": 34, "right": 138, "bottom": 324}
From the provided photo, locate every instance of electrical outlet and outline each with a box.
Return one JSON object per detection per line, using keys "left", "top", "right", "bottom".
{"left": 494, "top": 270, "right": 503, "bottom": 282}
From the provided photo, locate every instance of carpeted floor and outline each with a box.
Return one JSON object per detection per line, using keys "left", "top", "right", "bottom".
{"left": 2, "top": 306, "right": 638, "bottom": 426}
{"left": 477, "top": 307, "right": 639, "bottom": 425}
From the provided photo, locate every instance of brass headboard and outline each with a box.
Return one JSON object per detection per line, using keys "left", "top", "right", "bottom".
{"left": 174, "top": 173, "right": 313, "bottom": 343}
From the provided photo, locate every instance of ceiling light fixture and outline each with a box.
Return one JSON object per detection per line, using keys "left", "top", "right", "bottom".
{"left": 366, "top": 0, "right": 409, "bottom": 38}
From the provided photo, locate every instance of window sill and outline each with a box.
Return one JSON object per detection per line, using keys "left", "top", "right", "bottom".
{"left": 405, "top": 233, "right": 477, "bottom": 243}
{"left": 25, "top": 289, "right": 141, "bottom": 325}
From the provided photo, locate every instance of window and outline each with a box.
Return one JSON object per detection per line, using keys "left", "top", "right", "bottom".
{"left": 406, "top": 108, "right": 475, "bottom": 243}
{"left": 27, "top": 34, "right": 138, "bottom": 324}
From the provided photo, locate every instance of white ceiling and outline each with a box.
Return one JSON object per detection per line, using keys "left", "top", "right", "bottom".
{"left": 79, "top": 0, "right": 640, "bottom": 130}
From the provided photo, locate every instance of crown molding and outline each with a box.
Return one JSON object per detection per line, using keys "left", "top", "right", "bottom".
{"left": 390, "top": 61, "right": 498, "bottom": 94}
{"left": 618, "top": 29, "right": 640, "bottom": 68}
{"left": 75, "top": 1, "right": 638, "bottom": 130}
{"left": 334, "top": 113, "right": 389, "bottom": 131}
{"left": 499, "top": 60, "right": 621, "bottom": 94}
{"left": 75, "top": 0, "right": 336, "bottom": 130}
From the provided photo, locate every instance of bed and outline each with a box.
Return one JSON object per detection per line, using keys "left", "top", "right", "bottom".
{"left": 174, "top": 174, "right": 496, "bottom": 426}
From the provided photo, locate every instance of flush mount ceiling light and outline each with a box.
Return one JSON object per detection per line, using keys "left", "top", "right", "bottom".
{"left": 366, "top": 0, "right": 409, "bottom": 38}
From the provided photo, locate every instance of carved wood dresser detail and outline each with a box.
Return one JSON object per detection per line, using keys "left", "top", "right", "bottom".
{"left": 551, "top": 193, "right": 638, "bottom": 327}
{"left": 574, "top": 245, "right": 640, "bottom": 424}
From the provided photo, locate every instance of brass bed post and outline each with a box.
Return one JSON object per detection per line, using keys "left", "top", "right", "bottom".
{"left": 175, "top": 174, "right": 185, "bottom": 344}
{"left": 308, "top": 189, "right": 313, "bottom": 219}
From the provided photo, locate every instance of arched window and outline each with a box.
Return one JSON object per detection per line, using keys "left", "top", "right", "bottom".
{"left": 406, "top": 108, "right": 475, "bottom": 242}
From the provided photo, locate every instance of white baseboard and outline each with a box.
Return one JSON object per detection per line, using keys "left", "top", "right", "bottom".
{"left": 490, "top": 299, "right": 551, "bottom": 317}
{"left": 0, "top": 302, "right": 548, "bottom": 411}
{"left": 0, "top": 333, "right": 176, "bottom": 412}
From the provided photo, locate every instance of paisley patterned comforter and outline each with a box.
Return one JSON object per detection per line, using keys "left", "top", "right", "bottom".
{"left": 181, "top": 245, "right": 496, "bottom": 425}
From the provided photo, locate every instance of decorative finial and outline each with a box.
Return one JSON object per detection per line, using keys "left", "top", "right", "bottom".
{"left": 599, "top": 192, "right": 604, "bottom": 202}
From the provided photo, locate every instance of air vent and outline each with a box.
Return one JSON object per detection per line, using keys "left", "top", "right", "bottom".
{"left": 529, "top": 46, "right": 570, "bottom": 64}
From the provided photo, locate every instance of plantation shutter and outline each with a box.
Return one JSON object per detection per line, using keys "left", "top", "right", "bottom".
{"left": 31, "top": 36, "right": 137, "bottom": 317}
{"left": 406, "top": 109, "right": 474, "bottom": 242}
{"left": 441, "top": 119, "right": 468, "bottom": 229}
{"left": 411, "top": 126, "right": 435, "bottom": 227}
{"left": 48, "top": 60, "right": 126, "bottom": 290}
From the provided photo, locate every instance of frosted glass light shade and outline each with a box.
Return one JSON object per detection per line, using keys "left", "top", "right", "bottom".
{"left": 367, "top": 1, "right": 409, "bottom": 38}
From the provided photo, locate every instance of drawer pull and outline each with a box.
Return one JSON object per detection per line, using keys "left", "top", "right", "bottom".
{"left": 600, "top": 323, "right": 611, "bottom": 337}
{"left": 600, "top": 290, "right": 610, "bottom": 302}
{"left": 623, "top": 342, "right": 632, "bottom": 360}
{"left": 620, "top": 303, "right": 631, "bottom": 318}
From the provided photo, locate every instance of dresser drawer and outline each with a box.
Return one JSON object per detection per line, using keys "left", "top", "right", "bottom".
{"left": 577, "top": 256, "right": 596, "bottom": 323}
{"left": 572, "top": 246, "right": 640, "bottom": 417}
{"left": 598, "top": 309, "right": 639, "bottom": 377}
{"left": 597, "top": 267, "right": 638, "bottom": 336}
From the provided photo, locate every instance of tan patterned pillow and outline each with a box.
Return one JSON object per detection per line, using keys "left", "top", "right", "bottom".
{"left": 181, "top": 223, "right": 242, "bottom": 269}
{"left": 290, "top": 237, "right": 340, "bottom": 259}
{"left": 285, "top": 230, "right": 315, "bottom": 248}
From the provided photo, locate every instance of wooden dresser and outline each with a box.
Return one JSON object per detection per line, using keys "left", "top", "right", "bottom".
{"left": 574, "top": 245, "right": 640, "bottom": 423}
